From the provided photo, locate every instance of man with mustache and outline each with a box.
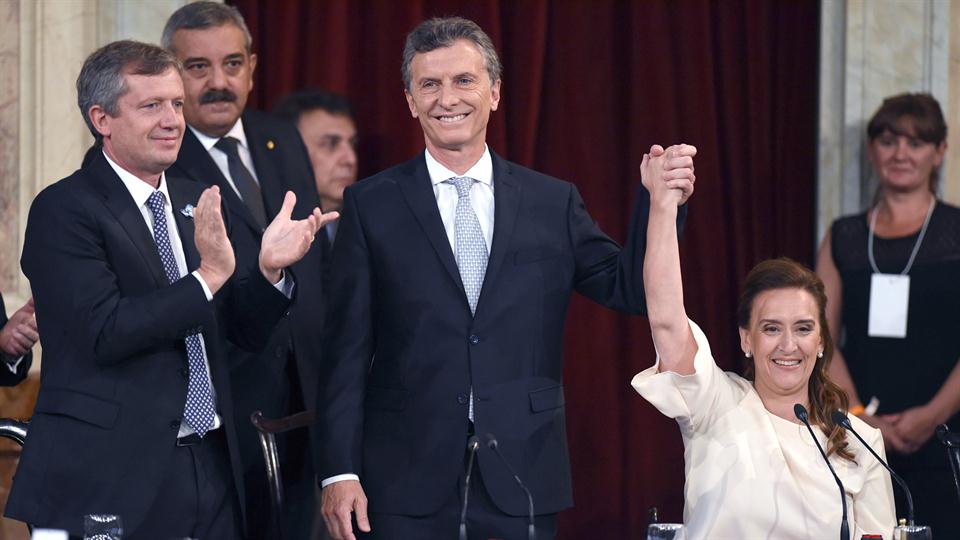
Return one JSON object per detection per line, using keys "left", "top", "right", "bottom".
{"left": 6, "top": 39, "right": 329, "bottom": 537}
{"left": 162, "top": 2, "right": 327, "bottom": 538}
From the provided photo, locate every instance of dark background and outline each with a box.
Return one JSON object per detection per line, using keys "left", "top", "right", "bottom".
{"left": 229, "top": 0, "right": 821, "bottom": 537}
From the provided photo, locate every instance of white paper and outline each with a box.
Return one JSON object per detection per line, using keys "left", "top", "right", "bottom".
{"left": 868, "top": 273, "right": 910, "bottom": 338}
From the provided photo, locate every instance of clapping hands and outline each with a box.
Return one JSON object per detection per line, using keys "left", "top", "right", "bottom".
{"left": 258, "top": 191, "right": 339, "bottom": 283}
{"left": 194, "top": 186, "right": 236, "bottom": 294}
{"left": 0, "top": 298, "right": 39, "bottom": 357}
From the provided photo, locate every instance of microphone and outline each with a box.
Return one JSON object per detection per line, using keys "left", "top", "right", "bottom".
{"left": 486, "top": 433, "right": 535, "bottom": 540}
{"left": 936, "top": 424, "right": 960, "bottom": 501}
{"left": 832, "top": 410, "right": 915, "bottom": 525}
{"left": 795, "top": 404, "right": 849, "bottom": 540}
{"left": 459, "top": 435, "right": 481, "bottom": 540}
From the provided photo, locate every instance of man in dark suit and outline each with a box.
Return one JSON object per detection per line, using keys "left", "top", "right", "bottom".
{"left": 274, "top": 89, "right": 359, "bottom": 218}
{"left": 317, "top": 17, "right": 696, "bottom": 540}
{"left": 5, "top": 40, "right": 331, "bottom": 538}
{"left": 161, "top": 3, "right": 328, "bottom": 537}
{"left": 275, "top": 89, "right": 358, "bottom": 288}
{"left": 0, "top": 293, "right": 36, "bottom": 386}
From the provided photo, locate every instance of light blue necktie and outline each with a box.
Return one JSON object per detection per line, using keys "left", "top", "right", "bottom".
{"left": 146, "top": 190, "right": 216, "bottom": 437}
{"left": 444, "top": 177, "right": 489, "bottom": 421}
{"left": 445, "top": 177, "right": 488, "bottom": 314}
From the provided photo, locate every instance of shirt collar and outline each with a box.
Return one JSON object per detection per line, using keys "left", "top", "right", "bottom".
{"left": 190, "top": 117, "right": 249, "bottom": 153}
{"left": 103, "top": 150, "right": 171, "bottom": 210}
{"left": 424, "top": 145, "right": 493, "bottom": 187}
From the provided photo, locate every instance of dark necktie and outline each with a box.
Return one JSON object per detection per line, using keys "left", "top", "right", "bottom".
{"left": 146, "top": 190, "right": 216, "bottom": 436}
{"left": 319, "top": 228, "right": 332, "bottom": 290}
{"left": 214, "top": 136, "right": 267, "bottom": 229}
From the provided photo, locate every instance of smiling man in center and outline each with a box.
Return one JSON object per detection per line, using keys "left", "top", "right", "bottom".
{"left": 316, "top": 16, "right": 697, "bottom": 540}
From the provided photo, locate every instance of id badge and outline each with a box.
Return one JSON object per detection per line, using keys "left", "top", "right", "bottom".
{"left": 868, "top": 273, "right": 910, "bottom": 338}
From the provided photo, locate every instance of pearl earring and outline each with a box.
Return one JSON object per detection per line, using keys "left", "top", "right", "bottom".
{"left": 817, "top": 350, "right": 824, "bottom": 358}
{"left": 745, "top": 352, "right": 753, "bottom": 359}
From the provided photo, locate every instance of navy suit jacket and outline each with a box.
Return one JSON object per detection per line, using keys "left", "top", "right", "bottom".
{"left": 0, "top": 293, "right": 33, "bottom": 386}
{"left": 167, "top": 110, "right": 325, "bottom": 532}
{"left": 6, "top": 151, "right": 290, "bottom": 535}
{"left": 316, "top": 151, "right": 684, "bottom": 516}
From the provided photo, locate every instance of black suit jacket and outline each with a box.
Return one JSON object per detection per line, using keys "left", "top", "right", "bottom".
{"left": 0, "top": 293, "right": 33, "bottom": 386}
{"left": 6, "top": 152, "right": 290, "bottom": 535}
{"left": 167, "top": 110, "right": 325, "bottom": 531}
{"left": 316, "top": 151, "right": 684, "bottom": 516}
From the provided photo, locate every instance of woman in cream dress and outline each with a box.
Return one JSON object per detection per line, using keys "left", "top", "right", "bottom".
{"left": 631, "top": 146, "right": 896, "bottom": 539}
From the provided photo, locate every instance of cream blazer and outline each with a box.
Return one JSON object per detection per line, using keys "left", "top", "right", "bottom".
{"left": 632, "top": 320, "right": 897, "bottom": 540}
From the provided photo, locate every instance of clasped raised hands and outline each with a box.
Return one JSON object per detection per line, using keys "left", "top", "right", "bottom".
{"left": 640, "top": 143, "right": 697, "bottom": 208}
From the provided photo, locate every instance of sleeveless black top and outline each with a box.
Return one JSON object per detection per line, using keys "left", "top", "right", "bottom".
{"left": 831, "top": 201, "right": 960, "bottom": 467}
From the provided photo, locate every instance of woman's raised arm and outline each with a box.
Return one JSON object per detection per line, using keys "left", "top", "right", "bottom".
{"left": 641, "top": 144, "right": 698, "bottom": 375}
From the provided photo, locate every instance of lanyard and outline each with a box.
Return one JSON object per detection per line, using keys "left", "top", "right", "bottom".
{"left": 867, "top": 198, "right": 935, "bottom": 275}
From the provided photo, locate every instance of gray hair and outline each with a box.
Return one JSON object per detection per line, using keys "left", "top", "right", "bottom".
{"left": 161, "top": 1, "right": 253, "bottom": 53}
{"left": 401, "top": 17, "right": 502, "bottom": 91}
{"left": 77, "top": 40, "right": 182, "bottom": 140}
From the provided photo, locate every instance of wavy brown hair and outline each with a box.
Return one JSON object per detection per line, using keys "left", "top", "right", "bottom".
{"left": 737, "top": 258, "right": 855, "bottom": 463}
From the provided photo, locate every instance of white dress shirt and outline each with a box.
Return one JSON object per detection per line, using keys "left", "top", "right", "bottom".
{"left": 185, "top": 123, "right": 295, "bottom": 296}
{"left": 189, "top": 119, "right": 261, "bottom": 200}
{"left": 321, "top": 146, "right": 496, "bottom": 489}
{"left": 105, "top": 152, "right": 223, "bottom": 436}
{"left": 107, "top": 152, "right": 291, "bottom": 438}
{"left": 425, "top": 145, "right": 495, "bottom": 252}
{"left": 632, "top": 320, "right": 897, "bottom": 540}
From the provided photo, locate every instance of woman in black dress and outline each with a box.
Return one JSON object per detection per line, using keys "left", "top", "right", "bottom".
{"left": 817, "top": 93, "right": 960, "bottom": 533}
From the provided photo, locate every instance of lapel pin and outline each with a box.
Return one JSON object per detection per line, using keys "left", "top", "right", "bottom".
{"left": 180, "top": 204, "right": 195, "bottom": 218}
{"left": 266, "top": 140, "right": 276, "bottom": 150}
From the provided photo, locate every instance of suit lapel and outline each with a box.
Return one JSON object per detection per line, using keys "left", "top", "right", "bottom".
{"left": 475, "top": 153, "right": 521, "bottom": 314}
{"left": 87, "top": 153, "right": 168, "bottom": 287}
{"left": 397, "top": 155, "right": 465, "bottom": 296}
{"left": 167, "top": 179, "right": 200, "bottom": 271}
{"left": 243, "top": 116, "right": 285, "bottom": 218}
{"left": 177, "top": 128, "right": 263, "bottom": 235}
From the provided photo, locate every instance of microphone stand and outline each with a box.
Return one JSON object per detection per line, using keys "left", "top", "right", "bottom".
{"left": 832, "top": 410, "right": 915, "bottom": 525}
{"left": 459, "top": 436, "right": 481, "bottom": 540}
{"left": 486, "top": 434, "right": 535, "bottom": 540}
{"left": 795, "top": 404, "right": 849, "bottom": 540}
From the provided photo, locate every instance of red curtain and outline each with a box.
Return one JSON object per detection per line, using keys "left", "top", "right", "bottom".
{"left": 230, "top": 0, "right": 820, "bottom": 536}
